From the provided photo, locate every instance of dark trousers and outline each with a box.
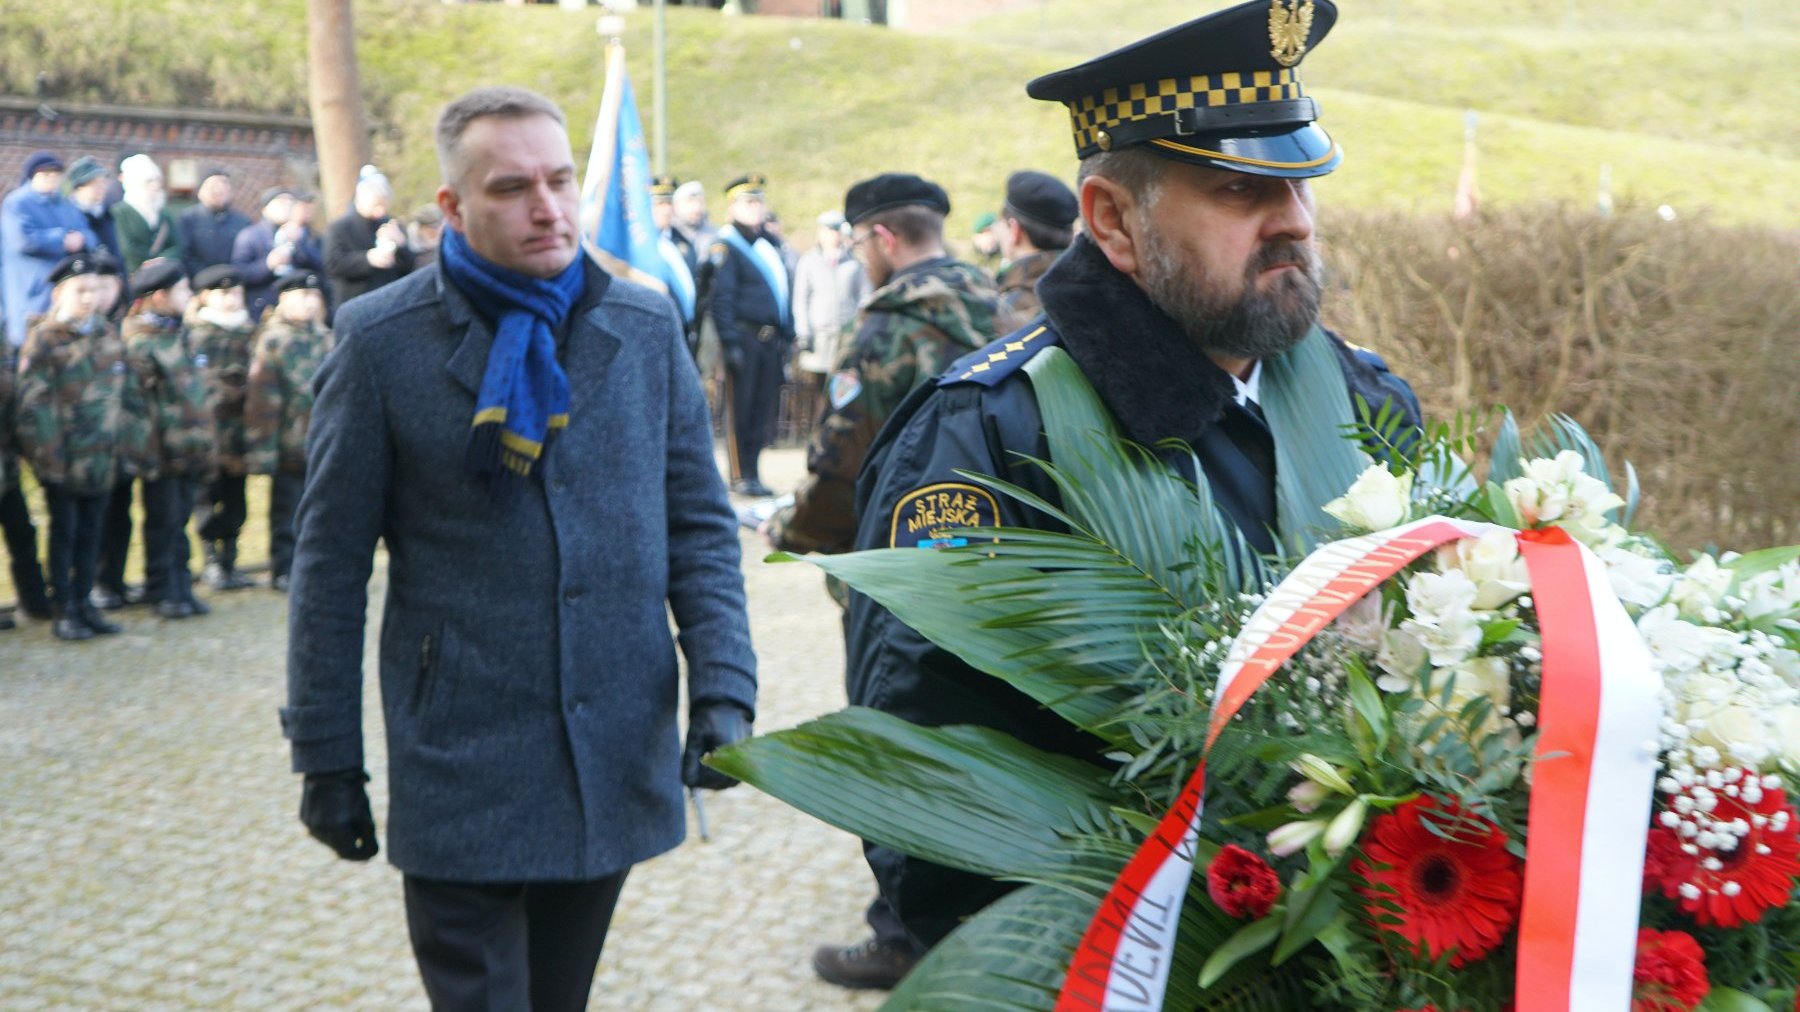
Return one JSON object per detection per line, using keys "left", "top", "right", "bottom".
{"left": 728, "top": 336, "right": 786, "bottom": 482}
{"left": 403, "top": 872, "right": 630, "bottom": 1012}
{"left": 864, "top": 840, "right": 1009, "bottom": 956}
{"left": 269, "top": 469, "right": 304, "bottom": 579}
{"left": 42, "top": 484, "right": 108, "bottom": 614}
{"left": 196, "top": 472, "right": 248, "bottom": 566}
{"left": 95, "top": 477, "right": 136, "bottom": 595}
{"left": 1, "top": 481, "right": 50, "bottom": 613}
{"left": 142, "top": 475, "right": 197, "bottom": 605}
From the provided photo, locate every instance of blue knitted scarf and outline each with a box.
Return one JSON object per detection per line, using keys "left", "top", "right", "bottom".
{"left": 438, "top": 227, "right": 586, "bottom": 501}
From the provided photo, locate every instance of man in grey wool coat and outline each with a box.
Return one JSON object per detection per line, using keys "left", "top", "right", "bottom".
{"left": 280, "top": 85, "right": 758, "bottom": 1011}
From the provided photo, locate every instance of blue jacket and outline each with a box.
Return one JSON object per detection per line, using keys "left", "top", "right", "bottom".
{"left": 280, "top": 258, "right": 758, "bottom": 881}
{"left": 705, "top": 225, "right": 793, "bottom": 350}
{"left": 2, "top": 185, "right": 98, "bottom": 347}
{"left": 232, "top": 220, "right": 326, "bottom": 322}
{"left": 178, "top": 203, "right": 253, "bottom": 278}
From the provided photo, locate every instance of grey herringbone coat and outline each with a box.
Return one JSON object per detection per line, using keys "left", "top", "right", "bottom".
{"left": 280, "top": 259, "right": 756, "bottom": 881}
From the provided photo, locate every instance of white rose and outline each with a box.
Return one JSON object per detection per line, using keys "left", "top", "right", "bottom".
{"left": 1436, "top": 530, "right": 1531, "bottom": 610}
{"left": 1600, "top": 543, "right": 1675, "bottom": 611}
{"left": 1775, "top": 707, "right": 1800, "bottom": 771}
{"left": 1688, "top": 703, "right": 1777, "bottom": 767}
{"left": 1323, "top": 465, "right": 1413, "bottom": 532}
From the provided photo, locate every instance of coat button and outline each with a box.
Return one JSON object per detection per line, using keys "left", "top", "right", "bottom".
{"left": 563, "top": 587, "right": 581, "bottom": 603}
{"left": 551, "top": 477, "right": 566, "bottom": 492}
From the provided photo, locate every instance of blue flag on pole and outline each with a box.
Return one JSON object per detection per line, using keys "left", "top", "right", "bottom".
{"left": 580, "top": 42, "right": 671, "bottom": 297}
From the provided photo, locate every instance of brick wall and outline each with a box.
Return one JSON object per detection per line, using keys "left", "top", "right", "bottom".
{"left": 0, "top": 98, "right": 316, "bottom": 216}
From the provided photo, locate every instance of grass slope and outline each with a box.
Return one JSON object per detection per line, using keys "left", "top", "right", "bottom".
{"left": 1, "top": 1, "right": 1795, "bottom": 231}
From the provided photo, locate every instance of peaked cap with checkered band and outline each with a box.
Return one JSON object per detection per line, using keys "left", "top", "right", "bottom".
{"left": 1027, "top": 0, "right": 1340, "bottom": 178}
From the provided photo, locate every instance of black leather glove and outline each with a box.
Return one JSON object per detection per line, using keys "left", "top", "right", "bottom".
{"left": 299, "top": 768, "right": 379, "bottom": 861}
{"left": 682, "top": 701, "right": 752, "bottom": 790}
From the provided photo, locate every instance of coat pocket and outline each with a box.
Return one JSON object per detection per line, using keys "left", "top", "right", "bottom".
{"left": 413, "top": 624, "right": 461, "bottom": 748}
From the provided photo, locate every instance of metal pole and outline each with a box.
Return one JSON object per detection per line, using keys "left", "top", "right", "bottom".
{"left": 654, "top": 0, "right": 669, "bottom": 176}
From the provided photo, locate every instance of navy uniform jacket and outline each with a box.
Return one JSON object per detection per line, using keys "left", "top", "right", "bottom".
{"left": 706, "top": 225, "right": 792, "bottom": 353}
{"left": 846, "top": 234, "right": 1421, "bottom": 758}
{"left": 280, "top": 258, "right": 756, "bottom": 882}
{"left": 178, "top": 204, "right": 253, "bottom": 278}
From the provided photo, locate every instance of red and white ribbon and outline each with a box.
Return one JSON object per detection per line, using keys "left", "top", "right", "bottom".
{"left": 1055, "top": 517, "right": 1661, "bottom": 1012}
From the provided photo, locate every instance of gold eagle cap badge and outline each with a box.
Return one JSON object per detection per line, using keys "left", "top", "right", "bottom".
{"left": 1268, "top": 0, "right": 1314, "bottom": 68}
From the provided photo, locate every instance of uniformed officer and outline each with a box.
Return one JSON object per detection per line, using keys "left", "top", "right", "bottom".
{"left": 704, "top": 174, "right": 793, "bottom": 496}
{"left": 244, "top": 271, "right": 331, "bottom": 591}
{"left": 765, "top": 173, "right": 997, "bottom": 561}
{"left": 187, "top": 264, "right": 259, "bottom": 590}
{"left": 991, "top": 170, "right": 1078, "bottom": 334}
{"left": 123, "top": 257, "right": 214, "bottom": 620}
{"left": 822, "top": 0, "right": 1424, "bottom": 990}
{"left": 649, "top": 174, "right": 699, "bottom": 353}
{"left": 15, "top": 251, "right": 143, "bottom": 640}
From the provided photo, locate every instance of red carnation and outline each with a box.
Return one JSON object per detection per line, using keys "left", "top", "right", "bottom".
{"left": 1352, "top": 795, "right": 1523, "bottom": 967}
{"left": 1206, "top": 844, "right": 1281, "bottom": 920}
{"left": 1646, "top": 782, "right": 1800, "bottom": 929}
{"left": 1632, "top": 928, "right": 1709, "bottom": 1012}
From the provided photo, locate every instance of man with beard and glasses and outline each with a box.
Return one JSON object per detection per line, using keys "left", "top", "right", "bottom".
{"left": 824, "top": 0, "right": 1422, "bottom": 991}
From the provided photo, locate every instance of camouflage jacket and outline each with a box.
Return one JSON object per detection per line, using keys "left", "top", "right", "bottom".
{"left": 123, "top": 313, "right": 215, "bottom": 478}
{"left": 994, "top": 250, "right": 1058, "bottom": 335}
{"left": 188, "top": 313, "right": 258, "bottom": 475}
{"left": 15, "top": 316, "right": 147, "bottom": 496}
{"left": 245, "top": 318, "right": 333, "bottom": 475}
{"left": 769, "top": 256, "right": 998, "bottom": 556}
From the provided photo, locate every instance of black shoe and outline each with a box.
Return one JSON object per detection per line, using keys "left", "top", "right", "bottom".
{"left": 80, "top": 603, "right": 121, "bottom": 635}
{"left": 220, "top": 569, "right": 256, "bottom": 591}
{"left": 186, "top": 595, "right": 211, "bottom": 616}
{"left": 811, "top": 937, "right": 919, "bottom": 991}
{"left": 121, "top": 583, "right": 149, "bottom": 607}
{"left": 155, "top": 599, "right": 195, "bottom": 620}
{"left": 89, "top": 588, "right": 125, "bottom": 611}
{"left": 53, "top": 613, "right": 95, "bottom": 641}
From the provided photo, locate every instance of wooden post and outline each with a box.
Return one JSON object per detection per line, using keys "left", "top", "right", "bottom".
{"left": 306, "top": 0, "right": 372, "bottom": 215}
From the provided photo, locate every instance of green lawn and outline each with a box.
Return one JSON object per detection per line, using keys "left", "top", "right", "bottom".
{"left": 2, "top": 0, "right": 1795, "bottom": 232}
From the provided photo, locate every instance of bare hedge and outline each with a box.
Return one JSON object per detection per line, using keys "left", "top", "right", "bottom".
{"left": 1320, "top": 204, "right": 1799, "bottom": 552}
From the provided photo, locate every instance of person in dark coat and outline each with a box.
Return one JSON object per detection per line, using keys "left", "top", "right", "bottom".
{"left": 65, "top": 158, "right": 121, "bottom": 264}
{"left": 703, "top": 173, "right": 792, "bottom": 496}
{"left": 817, "top": 0, "right": 1425, "bottom": 991}
{"left": 323, "top": 166, "right": 414, "bottom": 309}
{"left": 177, "top": 167, "right": 252, "bottom": 279}
{"left": 232, "top": 187, "right": 327, "bottom": 324}
{"left": 280, "top": 86, "right": 757, "bottom": 1012}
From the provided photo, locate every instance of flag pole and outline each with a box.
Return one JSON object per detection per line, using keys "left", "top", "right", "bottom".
{"left": 654, "top": 0, "right": 669, "bottom": 177}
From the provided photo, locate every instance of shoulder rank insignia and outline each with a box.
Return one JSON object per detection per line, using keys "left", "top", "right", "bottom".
{"left": 937, "top": 323, "right": 1059, "bottom": 389}
{"left": 890, "top": 482, "right": 999, "bottom": 549}
{"left": 1268, "top": 0, "right": 1314, "bottom": 68}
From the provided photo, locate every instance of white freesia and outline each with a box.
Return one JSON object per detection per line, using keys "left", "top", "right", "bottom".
{"left": 1375, "top": 627, "right": 1428, "bottom": 693}
{"left": 1599, "top": 541, "right": 1676, "bottom": 610}
{"left": 1436, "top": 530, "right": 1531, "bottom": 610}
{"left": 1740, "top": 561, "right": 1800, "bottom": 621}
{"left": 1670, "top": 555, "right": 1734, "bottom": 621}
{"left": 1323, "top": 465, "right": 1412, "bottom": 532}
{"left": 1503, "top": 450, "right": 1625, "bottom": 546}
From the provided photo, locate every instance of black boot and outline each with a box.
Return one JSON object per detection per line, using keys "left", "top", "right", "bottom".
{"left": 52, "top": 607, "right": 94, "bottom": 641}
{"left": 80, "top": 601, "right": 121, "bottom": 635}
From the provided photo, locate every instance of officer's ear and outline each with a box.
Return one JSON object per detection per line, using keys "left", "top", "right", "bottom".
{"left": 437, "top": 185, "right": 463, "bottom": 235}
{"left": 1080, "top": 174, "right": 1144, "bottom": 280}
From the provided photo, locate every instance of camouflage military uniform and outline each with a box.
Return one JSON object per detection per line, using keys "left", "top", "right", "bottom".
{"left": 122, "top": 312, "right": 215, "bottom": 609}
{"left": 245, "top": 316, "right": 332, "bottom": 581}
{"left": 188, "top": 313, "right": 258, "bottom": 580}
{"left": 767, "top": 256, "right": 998, "bottom": 558}
{"left": 993, "top": 249, "right": 1058, "bottom": 335}
{"left": 16, "top": 314, "right": 145, "bottom": 616}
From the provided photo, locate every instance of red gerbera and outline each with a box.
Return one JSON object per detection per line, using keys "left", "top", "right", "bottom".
{"left": 1352, "top": 795, "right": 1523, "bottom": 967}
{"left": 1632, "top": 928, "right": 1708, "bottom": 1012}
{"left": 1206, "top": 844, "right": 1281, "bottom": 919}
{"left": 1645, "top": 781, "right": 1800, "bottom": 929}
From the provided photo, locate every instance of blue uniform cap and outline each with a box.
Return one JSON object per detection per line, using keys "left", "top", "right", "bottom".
{"left": 1027, "top": 0, "right": 1341, "bottom": 179}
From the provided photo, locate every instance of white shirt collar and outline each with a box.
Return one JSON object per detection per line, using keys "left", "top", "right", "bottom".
{"left": 1231, "top": 360, "right": 1264, "bottom": 407}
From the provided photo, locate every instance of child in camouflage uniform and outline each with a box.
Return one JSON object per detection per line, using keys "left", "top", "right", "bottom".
{"left": 123, "top": 258, "right": 214, "bottom": 619}
{"left": 245, "top": 271, "right": 331, "bottom": 591}
{"left": 185, "top": 264, "right": 258, "bottom": 591}
{"left": 15, "top": 252, "right": 143, "bottom": 640}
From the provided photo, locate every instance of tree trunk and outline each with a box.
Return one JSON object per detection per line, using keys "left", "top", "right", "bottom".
{"left": 307, "top": 0, "right": 371, "bottom": 217}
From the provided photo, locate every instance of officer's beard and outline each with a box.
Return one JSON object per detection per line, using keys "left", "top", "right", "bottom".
{"left": 1138, "top": 230, "right": 1322, "bottom": 361}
